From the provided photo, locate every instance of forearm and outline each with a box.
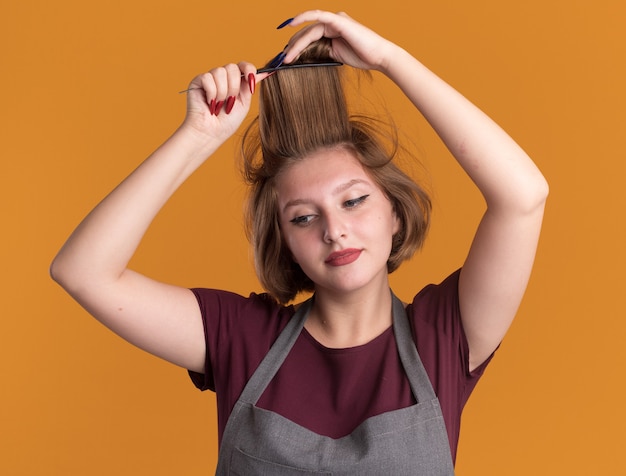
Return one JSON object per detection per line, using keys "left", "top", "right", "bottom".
{"left": 50, "top": 126, "right": 222, "bottom": 292}
{"left": 382, "top": 46, "right": 548, "bottom": 212}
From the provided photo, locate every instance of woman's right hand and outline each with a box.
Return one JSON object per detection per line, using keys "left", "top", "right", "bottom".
{"left": 181, "top": 62, "right": 266, "bottom": 145}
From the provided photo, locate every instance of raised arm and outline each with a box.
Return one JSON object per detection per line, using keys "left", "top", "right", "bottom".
{"left": 386, "top": 51, "right": 548, "bottom": 371}
{"left": 283, "top": 11, "right": 549, "bottom": 370}
{"left": 50, "top": 63, "right": 261, "bottom": 372}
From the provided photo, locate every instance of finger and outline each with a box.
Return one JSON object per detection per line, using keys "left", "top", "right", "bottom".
{"left": 221, "top": 63, "right": 245, "bottom": 115}
{"left": 204, "top": 67, "right": 228, "bottom": 115}
{"left": 183, "top": 72, "right": 215, "bottom": 113}
{"left": 238, "top": 62, "right": 260, "bottom": 94}
{"left": 281, "top": 23, "right": 329, "bottom": 64}
{"left": 279, "top": 11, "right": 349, "bottom": 63}
{"left": 287, "top": 9, "right": 339, "bottom": 28}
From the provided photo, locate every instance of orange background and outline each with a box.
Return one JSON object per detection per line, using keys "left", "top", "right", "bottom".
{"left": 2, "top": 0, "right": 625, "bottom": 474}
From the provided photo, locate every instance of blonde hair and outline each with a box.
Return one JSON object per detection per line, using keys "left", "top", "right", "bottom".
{"left": 241, "top": 39, "right": 431, "bottom": 304}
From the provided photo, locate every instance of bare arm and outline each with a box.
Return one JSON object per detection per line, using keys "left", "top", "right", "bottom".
{"left": 50, "top": 63, "right": 261, "bottom": 372}
{"left": 284, "top": 11, "right": 549, "bottom": 370}
{"left": 383, "top": 49, "right": 548, "bottom": 371}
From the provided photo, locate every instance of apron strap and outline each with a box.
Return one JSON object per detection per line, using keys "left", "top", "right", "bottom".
{"left": 391, "top": 293, "right": 438, "bottom": 403}
{"left": 238, "top": 297, "right": 313, "bottom": 405}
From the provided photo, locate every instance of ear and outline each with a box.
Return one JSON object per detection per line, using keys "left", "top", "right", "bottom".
{"left": 391, "top": 205, "right": 401, "bottom": 236}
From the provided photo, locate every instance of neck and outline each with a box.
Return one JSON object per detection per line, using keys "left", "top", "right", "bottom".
{"left": 304, "top": 282, "right": 393, "bottom": 349}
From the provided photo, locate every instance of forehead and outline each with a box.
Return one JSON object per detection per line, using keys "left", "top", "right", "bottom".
{"left": 275, "top": 147, "right": 372, "bottom": 195}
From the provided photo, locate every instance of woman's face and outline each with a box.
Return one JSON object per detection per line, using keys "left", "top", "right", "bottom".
{"left": 275, "top": 147, "right": 400, "bottom": 295}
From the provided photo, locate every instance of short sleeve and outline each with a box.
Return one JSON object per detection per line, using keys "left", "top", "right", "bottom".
{"left": 185, "top": 288, "right": 295, "bottom": 440}
{"left": 408, "top": 269, "right": 495, "bottom": 460}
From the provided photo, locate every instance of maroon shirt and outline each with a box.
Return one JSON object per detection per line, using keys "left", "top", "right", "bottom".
{"left": 189, "top": 269, "right": 493, "bottom": 462}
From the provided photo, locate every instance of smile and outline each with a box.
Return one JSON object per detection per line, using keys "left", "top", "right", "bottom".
{"left": 324, "top": 249, "right": 362, "bottom": 267}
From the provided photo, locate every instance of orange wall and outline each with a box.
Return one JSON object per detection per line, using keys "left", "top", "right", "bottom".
{"left": 2, "top": 0, "right": 625, "bottom": 474}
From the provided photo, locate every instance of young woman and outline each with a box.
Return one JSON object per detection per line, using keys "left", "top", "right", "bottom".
{"left": 50, "top": 10, "right": 548, "bottom": 475}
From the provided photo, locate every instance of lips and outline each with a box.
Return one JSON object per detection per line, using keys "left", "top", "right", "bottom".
{"left": 324, "top": 248, "right": 362, "bottom": 266}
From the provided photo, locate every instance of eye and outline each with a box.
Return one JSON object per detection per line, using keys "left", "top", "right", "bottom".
{"left": 289, "top": 215, "right": 316, "bottom": 226}
{"left": 344, "top": 194, "right": 370, "bottom": 209}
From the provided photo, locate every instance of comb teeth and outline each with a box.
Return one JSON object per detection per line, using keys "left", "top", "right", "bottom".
{"left": 256, "top": 62, "right": 343, "bottom": 75}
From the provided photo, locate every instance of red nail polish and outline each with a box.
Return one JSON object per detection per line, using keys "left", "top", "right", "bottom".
{"left": 248, "top": 73, "right": 256, "bottom": 95}
{"left": 209, "top": 98, "right": 216, "bottom": 115}
{"left": 214, "top": 100, "right": 224, "bottom": 116}
{"left": 225, "top": 96, "right": 236, "bottom": 114}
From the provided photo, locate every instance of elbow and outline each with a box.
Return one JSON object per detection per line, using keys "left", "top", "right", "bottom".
{"left": 533, "top": 173, "right": 550, "bottom": 211}
{"left": 49, "top": 256, "right": 88, "bottom": 300}
{"left": 49, "top": 252, "right": 79, "bottom": 292}
{"left": 520, "top": 180, "right": 549, "bottom": 218}
{"left": 50, "top": 250, "right": 117, "bottom": 296}
{"left": 49, "top": 254, "right": 67, "bottom": 288}
{"left": 515, "top": 169, "right": 550, "bottom": 215}
{"left": 489, "top": 170, "right": 549, "bottom": 217}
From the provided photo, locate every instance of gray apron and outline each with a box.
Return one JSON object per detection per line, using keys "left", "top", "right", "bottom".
{"left": 215, "top": 294, "right": 455, "bottom": 475}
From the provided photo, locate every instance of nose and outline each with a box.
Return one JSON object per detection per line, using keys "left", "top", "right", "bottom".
{"left": 323, "top": 212, "right": 347, "bottom": 243}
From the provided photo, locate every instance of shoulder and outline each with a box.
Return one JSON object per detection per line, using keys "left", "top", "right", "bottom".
{"left": 404, "top": 269, "right": 475, "bottom": 378}
{"left": 190, "top": 288, "right": 286, "bottom": 316}
{"left": 407, "top": 269, "right": 462, "bottom": 328}
{"left": 405, "top": 268, "right": 493, "bottom": 380}
{"left": 190, "top": 288, "right": 297, "bottom": 342}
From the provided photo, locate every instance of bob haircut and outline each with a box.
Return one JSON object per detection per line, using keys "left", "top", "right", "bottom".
{"left": 241, "top": 39, "right": 431, "bottom": 304}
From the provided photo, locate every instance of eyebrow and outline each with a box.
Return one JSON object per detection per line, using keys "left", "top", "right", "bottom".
{"left": 282, "top": 179, "right": 370, "bottom": 213}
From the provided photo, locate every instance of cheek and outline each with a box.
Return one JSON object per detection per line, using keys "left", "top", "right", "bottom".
{"left": 375, "top": 203, "right": 400, "bottom": 236}
{"left": 280, "top": 230, "right": 297, "bottom": 263}
{"left": 281, "top": 228, "right": 307, "bottom": 264}
{"left": 285, "top": 228, "right": 321, "bottom": 265}
{"left": 289, "top": 244, "right": 300, "bottom": 264}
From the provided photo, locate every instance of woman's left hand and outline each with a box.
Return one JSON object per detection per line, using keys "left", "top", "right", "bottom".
{"left": 279, "top": 11, "right": 398, "bottom": 73}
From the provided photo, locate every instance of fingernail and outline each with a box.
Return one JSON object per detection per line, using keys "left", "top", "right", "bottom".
{"left": 269, "top": 51, "right": 286, "bottom": 68}
{"left": 214, "top": 100, "right": 224, "bottom": 116}
{"left": 248, "top": 73, "right": 256, "bottom": 95}
{"left": 276, "top": 18, "right": 293, "bottom": 29}
{"left": 225, "top": 96, "right": 236, "bottom": 114}
{"left": 209, "top": 98, "right": 216, "bottom": 115}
